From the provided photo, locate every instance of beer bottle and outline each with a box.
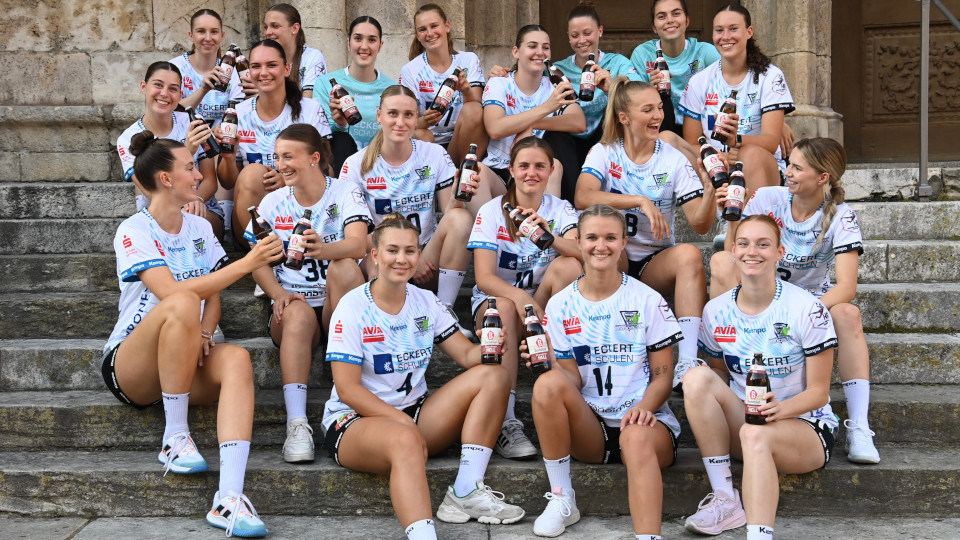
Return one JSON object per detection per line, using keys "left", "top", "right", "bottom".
{"left": 523, "top": 304, "right": 550, "bottom": 374}
{"left": 232, "top": 44, "right": 250, "bottom": 81}
{"left": 579, "top": 53, "right": 596, "bottom": 102}
{"left": 655, "top": 48, "right": 671, "bottom": 94}
{"left": 545, "top": 60, "right": 574, "bottom": 110}
{"left": 454, "top": 143, "right": 480, "bottom": 202}
{"left": 745, "top": 353, "right": 770, "bottom": 425}
{"left": 430, "top": 67, "right": 461, "bottom": 115}
{"left": 722, "top": 162, "right": 747, "bottom": 222}
{"left": 220, "top": 101, "right": 239, "bottom": 154}
{"left": 711, "top": 90, "right": 739, "bottom": 144}
{"left": 698, "top": 136, "right": 729, "bottom": 188}
{"left": 503, "top": 201, "right": 555, "bottom": 250}
{"left": 215, "top": 49, "right": 237, "bottom": 92}
{"left": 330, "top": 78, "right": 362, "bottom": 125}
{"left": 283, "top": 209, "right": 313, "bottom": 270}
{"left": 480, "top": 297, "right": 503, "bottom": 364}
{"left": 183, "top": 106, "right": 221, "bottom": 160}
{"left": 247, "top": 206, "right": 283, "bottom": 266}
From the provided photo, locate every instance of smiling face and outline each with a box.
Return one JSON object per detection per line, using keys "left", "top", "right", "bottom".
{"left": 350, "top": 22, "right": 383, "bottom": 68}
{"left": 578, "top": 214, "right": 627, "bottom": 273}
{"left": 619, "top": 87, "right": 664, "bottom": 142}
{"left": 567, "top": 16, "right": 602, "bottom": 61}
{"left": 415, "top": 10, "right": 450, "bottom": 54}
{"left": 509, "top": 147, "right": 553, "bottom": 198}
{"left": 189, "top": 14, "right": 224, "bottom": 55}
{"left": 263, "top": 11, "right": 298, "bottom": 50}
{"left": 158, "top": 147, "right": 203, "bottom": 203}
{"left": 141, "top": 68, "right": 181, "bottom": 116}
{"left": 652, "top": 0, "right": 690, "bottom": 42}
{"left": 513, "top": 30, "right": 551, "bottom": 73}
{"left": 249, "top": 45, "right": 290, "bottom": 94}
{"left": 733, "top": 219, "right": 785, "bottom": 279}
{"left": 713, "top": 9, "right": 753, "bottom": 60}
{"left": 376, "top": 94, "right": 418, "bottom": 144}
{"left": 372, "top": 227, "right": 421, "bottom": 285}
{"left": 785, "top": 148, "right": 828, "bottom": 198}
{"left": 274, "top": 138, "right": 319, "bottom": 187}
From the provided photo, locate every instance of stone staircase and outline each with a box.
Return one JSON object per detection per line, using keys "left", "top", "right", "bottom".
{"left": 2, "top": 105, "right": 960, "bottom": 526}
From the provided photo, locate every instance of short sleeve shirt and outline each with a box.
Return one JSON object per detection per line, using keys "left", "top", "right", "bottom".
{"left": 234, "top": 97, "right": 331, "bottom": 169}
{"left": 481, "top": 73, "right": 556, "bottom": 169}
{"left": 631, "top": 39, "right": 720, "bottom": 125}
{"left": 117, "top": 112, "right": 203, "bottom": 182}
{"left": 299, "top": 46, "right": 328, "bottom": 92}
{"left": 313, "top": 68, "right": 397, "bottom": 149}
{"left": 399, "top": 52, "right": 485, "bottom": 145}
{"left": 169, "top": 53, "right": 244, "bottom": 125}
{"left": 554, "top": 51, "right": 642, "bottom": 139}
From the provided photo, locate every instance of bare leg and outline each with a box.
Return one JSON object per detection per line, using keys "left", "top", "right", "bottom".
{"left": 417, "top": 364, "right": 512, "bottom": 452}
{"left": 620, "top": 422, "right": 675, "bottom": 535}
{"left": 232, "top": 164, "right": 271, "bottom": 248}
{"left": 449, "top": 101, "right": 489, "bottom": 164}
{"left": 421, "top": 207, "right": 473, "bottom": 273}
{"left": 731, "top": 144, "right": 780, "bottom": 193}
{"left": 709, "top": 251, "right": 741, "bottom": 300}
{"left": 639, "top": 243, "right": 707, "bottom": 318}
{"left": 189, "top": 343, "right": 256, "bottom": 442}
{"left": 269, "top": 300, "right": 321, "bottom": 385}
{"left": 832, "top": 303, "right": 870, "bottom": 381}
{"left": 681, "top": 365, "right": 747, "bottom": 459}
{"left": 533, "top": 256, "right": 583, "bottom": 307}
{"left": 474, "top": 298, "right": 520, "bottom": 396}
{"left": 531, "top": 369, "right": 606, "bottom": 462}
{"left": 547, "top": 159, "right": 563, "bottom": 199}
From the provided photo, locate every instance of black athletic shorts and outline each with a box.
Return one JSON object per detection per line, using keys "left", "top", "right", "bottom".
{"left": 594, "top": 413, "right": 678, "bottom": 466}
{"left": 626, "top": 249, "right": 666, "bottom": 280}
{"left": 269, "top": 305, "right": 327, "bottom": 348}
{"left": 798, "top": 417, "right": 836, "bottom": 468}
{"left": 324, "top": 396, "right": 427, "bottom": 465}
{"left": 489, "top": 167, "right": 512, "bottom": 188}
{"left": 101, "top": 342, "right": 162, "bottom": 410}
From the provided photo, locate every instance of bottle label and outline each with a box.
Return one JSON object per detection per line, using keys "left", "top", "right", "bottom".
{"left": 288, "top": 233, "right": 306, "bottom": 253}
{"left": 726, "top": 184, "right": 746, "bottom": 209}
{"left": 480, "top": 327, "right": 502, "bottom": 355}
{"left": 221, "top": 121, "right": 238, "bottom": 141}
{"left": 745, "top": 385, "right": 766, "bottom": 415}
{"left": 518, "top": 217, "right": 538, "bottom": 239}
{"left": 458, "top": 168, "right": 475, "bottom": 193}
{"left": 581, "top": 71, "right": 595, "bottom": 87}
{"left": 341, "top": 94, "right": 355, "bottom": 110}
{"left": 657, "top": 70, "right": 671, "bottom": 92}
{"left": 715, "top": 112, "right": 730, "bottom": 131}
{"left": 238, "top": 69, "right": 250, "bottom": 80}
{"left": 435, "top": 85, "right": 455, "bottom": 108}
{"left": 525, "top": 333, "right": 549, "bottom": 365}
{"left": 703, "top": 153, "right": 724, "bottom": 177}
{"left": 221, "top": 65, "right": 234, "bottom": 80}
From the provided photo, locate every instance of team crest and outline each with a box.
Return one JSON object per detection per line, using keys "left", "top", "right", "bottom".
{"left": 193, "top": 238, "right": 205, "bottom": 255}
{"left": 617, "top": 310, "right": 641, "bottom": 331}
{"left": 652, "top": 173, "right": 669, "bottom": 187}
{"left": 414, "top": 316, "right": 430, "bottom": 336}
{"left": 416, "top": 166, "right": 432, "bottom": 182}
{"left": 325, "top": 203, "right": 340, "bottom": 222}
{"left": 688, "top": 59, "right": 701, "bottom": 73}
{"left": 748, "top": 92, "right": 758, "bottom": 104}
{"left": 771, "top": 322, "right": 790, "bottom": 343}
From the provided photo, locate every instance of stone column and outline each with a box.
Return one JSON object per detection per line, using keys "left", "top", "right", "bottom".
{"left": 289, "top": 0, "right": 348, "bottom": 73}
{"left": 343, "top": 0, "right": 417, "bottom": 80}
{"left": 464, "top": 0, "right": 540, "bottom": 73}
{"left": 743, "top": 0, "right": 842, "bottom": 141}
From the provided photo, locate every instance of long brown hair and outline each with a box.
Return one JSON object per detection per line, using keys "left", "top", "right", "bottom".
{"left": 409, "top": 4, "right": 457, "bottom": 60}
{"left": 266, "top": 4, "right": 306, "bottom": 88}
{"left": 189, "top": 9, "right": 223, "bottom": 55}
{"left": 792, "top": 138, "right": 847, "bottom": 249}
{"left": 502, "top": 137, "right": 554, "bottom": 242}
{"left": 361, "top": 85, "right": 419, "bottom": 176}
{"left": 249, "top": 39, "right": 303, "bottom": 120}
{"left": 276, "top": 123, "right": 333, "bottom": 177}
{"left": 715, "top": 4, "right": 770, "bottom": 84}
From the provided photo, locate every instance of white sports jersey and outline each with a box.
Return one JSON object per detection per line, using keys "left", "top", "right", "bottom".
{"left": 243, "top": 180, "right": 372, "bottom": 307}
{"left": 481, "top": 73, "right": 557, "bottom": 169}
{"left": 339, "top": 140, "right": 456, "bottom": 246}
{"left": 699, "top": 279, "right": 839, "bottom": 429}
{"left": 298, "top": 46, "right": 327, "bottom": 92}
{"left": 117, "top": 112, "right": 203, "bottom": 182}
{"left": 399, "top": 52, "right": 485, "bottom": 145}
{"left": 545, "top": 273, "right": 683, "bottom": 433}
{"left": 581, "top": 139, "right": 704, "bottom": 260}
{"left": 321, "top": 282, "right": 459, "bottom": 432}
{"left": 169, "top": 53, "right": 244, "bottom": 125}
{"left": 104, "top": 210, "right": 228, "bottom": 358}
{"left": 743, "top": 187, "right": 864, "bottom": 297}
{"left": 678, "top": 61, "right": 794, "bottom": 169}
{"left": 235, "top": 97, "right": 331, "bottom": 169}
{"left": 467, "top": 195, "right": 579, "bottom": 313}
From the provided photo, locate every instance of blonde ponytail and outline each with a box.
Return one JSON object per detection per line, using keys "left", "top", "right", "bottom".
{"left": 793, "top": 138, "right": 848, "bottom": 249}
{"left": 600, "top": 76, "right": 656, "bottom": 146}
{"left": 360, "top": 85, "right": 419, "bottom": 177}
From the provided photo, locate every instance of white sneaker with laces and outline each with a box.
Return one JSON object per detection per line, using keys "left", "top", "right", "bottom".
{"left": 212, "top": 324, "right": 226, "bottom": 344}
{"left": 533, "top": 487, "right": 580, "bottom": 537}
{"left": 844, "top": 419, "right": 880, "bottom": 464}
{"left": 158, "top": 431, "right": 208, "bottom": 475}
{"left": 282, "top": 417, "right": 315, "bottom": 463}
{"left": 673, "top": 356, "right": 701, "bottom": 390}
{"left": 494, "top": 419, "right": 538, "bottom": 460}
{"left": 206, "top": 490, "right": 268, "bottom": 537}
{"left": 253, "top": 284, "right": 265, "bottom": 298}
{"left": 436, "top": 482, "right": 525, "bottom": 524}
{"left": 684, "top": 489, "right": 746, "bottom": 535}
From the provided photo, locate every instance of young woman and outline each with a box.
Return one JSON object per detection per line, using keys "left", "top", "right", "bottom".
{"left": 710, "top": 137, "right": 879, "bottom": 464}
{"left": 217, "top": 39, "right": 331, "bottom": 247}
{"left": 313, "top": 16, "right": 397, "bottom": 173}
{"left": 322, "top": 214, "right": 525, "bottom": 538}
{"left": 683, "top": 214, "right": 838, "bottom": 539}
{"left": 339, "top": 85, "right": 473, "bottom": 319}
{"left": 467, "top": 137, "right": 583, "bottom": 460}
{"left": 679, "top": 4, "right": 794, "bottom": 193}
{"left": 117, "top": 61, "right": 224, "bottom": 238}
{"left": 531, "top": 204, "right": 681, "bottom": 539}
{"left": 104, "top": 131, "right": 282, "bottom": 537}
{"left": 575, "top": 77, "right": 716, "bottom": 389}
{"left": 399, "top": 3, "right": 487, "bottom": 164}
{"left": 245, "top": 124, "right": 370, "bottom": 464}
{"left": 263, "top": 3, "right": 327, "bottom": 98}
{"left": 480, "top": 24, "right": 586, "bottom": 207}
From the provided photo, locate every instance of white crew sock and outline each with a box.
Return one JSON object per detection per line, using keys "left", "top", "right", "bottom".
{"left": 677, "top": 317, "right": 701, "bottom": 360}
{"left": 544, "top": 455, "right": 574, "bottom": 494}
{"left": 219, "top": 200, "right": 234, "bottom": 231}
{"left": 504, "top": 390, "right": 517, "bottom": 421}
{"left": 283, "top": 383, "right": 308, "bottom": 425}
{"left": 162, "top": 392, "right": 190, "bottom": 441}
{"left": 747, "top": 524, "right": 774, "bottom": 540}
{"left": 636, "top": 536, "right": 662, "bottom": 540}
{"left": 453, "top": 444, "right": 492, "bottom": 496}
{"left": 405, "top": 518, "right": 437, "bottom": 540}
{"left": 842, "top": 379, "right": 871, "bottom": 428}
{"left": 703, "top": 455, "right": 735, "bottom": 498}
{"left": 218, "top": 440, "right": 250, "bottom": 496}
{"left": 437, "top": 268, "right": 466, "bottom": 307}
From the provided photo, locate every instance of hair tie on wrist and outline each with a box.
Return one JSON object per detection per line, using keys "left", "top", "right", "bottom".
{"left": 201, "top": 330, "right": 214, "bottom": 339}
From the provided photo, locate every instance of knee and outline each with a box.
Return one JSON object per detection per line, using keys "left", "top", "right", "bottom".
{"left": 496, "top": 297, "right": 518, "bottom": 326}
{"left": 677, "top": 244, "right": 706, "bottom": 274}
{"left": 388, "top": 425, "right": 428, "bottom": 465}
{"left": 739, "top": 423, "right": 771, "bottom": 455}
{"left": 830, "top": 303, "right": 863, "bottom": 332}
{"left": 236, "top": 166, "right": 267, "bottom": 196}
{"left": 709, "top": 252, "right": 737, "bottom": 283}
{"left": 326, "top": 259, "right": 362, "bottom": 287}
{"left": 164, "top": 290, "right": 202, "bottom": 322}
{"left": 476, "top": 363, "right": 512, "bottom": 392}
{"left": 442, "top": 206, "right": 473, "bottom": 232}
{"left": 681, "top": 365, "right": 718, "bottom": 400}
{"left": 220, "top": 345, "right": 254, "bottom": 383}
{"left": 281, "top": 303, "right": 320, "bottom": 337}
{"left": 620, "top": 425, "right": 656, "bottom": 462}
{"left": 532, "top": 368, "right": 570, "bottom": 405}
{"left": 547, "top": 255, "right": 583, "bottom": 281}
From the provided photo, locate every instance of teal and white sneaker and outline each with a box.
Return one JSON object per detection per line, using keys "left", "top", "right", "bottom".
{"left": 206, "top": 491, "right": 267, "bottom": 538}
{"left": 158, "top": 431, "right": 208, "bottom": 475}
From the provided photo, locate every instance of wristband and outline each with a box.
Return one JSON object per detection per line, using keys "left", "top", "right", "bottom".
{"left": 201, "top": 330, "right": 214, "bottom": 339}
{"left": 735, "top": 134, "right": 743, "bottom": 148}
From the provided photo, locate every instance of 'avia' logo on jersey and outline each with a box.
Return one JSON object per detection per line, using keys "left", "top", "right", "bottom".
{"left": 274, "top": 215, "right": 295, "bottom": 231}
{"left": 765, "top": 211, "right": 784, "bottom": 229}
{"left": 609, "top": 162, "right": 623, "bottom": 179}
{"left": 415, "top": 166, "right": 431, "bottom": 182}
{"left": 154, "top": 240, "right": 165, "bottom": 256}
{"left": 563, "top": 317, "right": 582, "bottom": 335}
{"left": 183, "top": 78, "right": 195, "bottom": 92}
{"left": 367, "top": 176, "right": 387, "bottom": 190}
{"left": 652, "top": 173, "right": 669, "bottom": 186}
{"left": 334, "top": 320, "right": 343, "bottom": 333}
{"left": 238, "top": 130, "right": 256, "bottom": 143}
{"left": 496, "top": 225, "right": 512, "bottom": 242}
{"left": 418, "top": 80, "right": 434, "bottom": 93}
{"left": 714, "top": 326, "right": 737, "bottom": 343}
{"left": 362, "top": 326, "right": 385, "bottom": 343}
{"left": 705, "top": 93, "right": 720, "bottom": 106}
{"left": 644, "top": 60, "right": 656, "bottom": 72}
{"left": 506, "top": 93, "right": 517, "bottom": 108}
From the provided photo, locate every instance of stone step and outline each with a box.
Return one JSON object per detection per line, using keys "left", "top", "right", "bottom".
{"left": 0, "top": 182, "right": 134, "bottom": 219}
{"left": 2, "top": 446, "right": 956, "bottom": 517}
{"left": 0, "top": 218, "right": 123, "bottom": 255}
{"left": 0, "top": 385, "right": 952, "bottom": 451}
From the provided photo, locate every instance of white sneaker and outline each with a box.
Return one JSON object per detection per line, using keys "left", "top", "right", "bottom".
{"left": 533, "top": 487, "right": 580, "bottom": 537}
{"left": 684, "top": 489, "right": 746, "bottom": 535}
{"left": 212, "top": 324, "right": 226, "bottom": 344}
{"left": 436, "top": 482, "right": 525, "bottom": 524}
{"left": 844, "top": 419, "right": 880, "bottom": 464}
{"left": 282, "top": 417, "right": 315, "bottom": 463}
{"left": 158, "top": 431, "right": 208, "bottom": 475}
{"left": 673, "top": 356, "right": 702, "bottom": 390}
{"left": 206, "top": 490, "right": 267, "bottom": 537}
{"left": 253, "top": 284, "right": 265, "bottom": 298}
{"left": 495, "top": 419, "right": 538, "bottom": 460}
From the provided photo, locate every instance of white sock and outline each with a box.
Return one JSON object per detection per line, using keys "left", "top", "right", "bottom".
{"left": 405, "top": 518, "right": 437, "bottom": 540}
{"left": 453, "top": 444, "right": 492, "bottom": 496}
{"left": 504, "top": 390, "right": 517, "bottom": 422}
{"left": 283, "top": 383, "right": 308, "bottom": 425}
{"left": 544, "top": 455, "right": 573, "bottom": 494}
{"left": 218, "top": 440, "right": 250, "bottom": 496}
{"left": 677, "top": 317, "right": 701, "bottom": 360}
{"left": 162, "top": 392, "right": 190, "bottom": 441}
{"left": 219, "top": 200, "right": 234, "bottom": 231}
{"left": 437, "top": 268, "right": 466, "bottom": 307}
{"left": 636, "top": 536, "right": 662, "bottom": 540}
{"left": 842, "top": 379, "right": 871, "bottom": 428}
{"left": 747, "top": 524, "right": 774, "bottom": 540}
{"left": 703, "top": 455, "right": 734, "bottom": 498}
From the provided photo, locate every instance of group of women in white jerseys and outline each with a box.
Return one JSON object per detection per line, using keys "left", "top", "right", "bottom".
{"left": 105, "top": 1, "right": 881, "bottom": 539}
